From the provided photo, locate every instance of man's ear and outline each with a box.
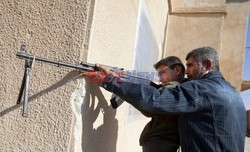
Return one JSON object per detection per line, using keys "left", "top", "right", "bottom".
{"left": 205, "top": 59, "right": 212, "bottom": 71}
{"left": 174, "top": 65, "right": 182, "bottom": 76}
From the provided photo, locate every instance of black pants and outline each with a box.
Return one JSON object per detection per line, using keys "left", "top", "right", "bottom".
{"left": 142, "top": 140, "right": 179, "bottom": 152}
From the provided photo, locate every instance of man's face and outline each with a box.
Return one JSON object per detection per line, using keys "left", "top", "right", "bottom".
{"left": 156, "top": 65, "right": 178, "bottom": 84}
{"left": 185, "top": 57, "right": 207, "bottom": 80}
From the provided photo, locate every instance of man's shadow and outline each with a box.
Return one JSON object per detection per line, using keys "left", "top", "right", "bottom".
{"left": 82, "top": 82, "right": 118, "bottom": 152}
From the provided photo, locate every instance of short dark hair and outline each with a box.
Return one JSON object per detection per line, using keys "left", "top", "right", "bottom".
{"left": 154, "top": 56, "right": 185, "bottom": 78}
{"left": 186, "top": 47, "right": 220, "bottom": 71}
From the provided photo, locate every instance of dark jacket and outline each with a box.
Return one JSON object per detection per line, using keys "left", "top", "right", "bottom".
{"left": 103, "top": 71, "right": 247, "bottom": 152}
{"left": 139, "top": 81, "right": 179, "bottom": 147}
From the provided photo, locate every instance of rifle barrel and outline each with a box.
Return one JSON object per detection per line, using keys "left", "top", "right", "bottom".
{"left": 16, "top": 51, "right": 153, "bottom": 82}
{"left": 16, "top": 52, "right": 94, "bottom": 71}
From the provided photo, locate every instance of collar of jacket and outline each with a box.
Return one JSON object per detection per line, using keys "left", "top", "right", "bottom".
{"left": 201, "top": 71, "right": 225, "bottom": 80}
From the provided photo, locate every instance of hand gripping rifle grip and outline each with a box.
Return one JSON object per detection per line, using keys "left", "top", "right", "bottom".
{"left": 110, "top": 95, "right": 124, "bottom": 109}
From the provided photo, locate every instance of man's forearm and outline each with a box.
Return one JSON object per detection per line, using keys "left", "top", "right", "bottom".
{"left": 103, "top": 74, "right": 202, "bottom": 115}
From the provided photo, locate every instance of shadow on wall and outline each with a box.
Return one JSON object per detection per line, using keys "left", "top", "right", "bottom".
{"left": 82, "top": 82, "right": 118, "bottom": 152}
{"left": 0, "top": 71, "right": 79, "bottom": 117}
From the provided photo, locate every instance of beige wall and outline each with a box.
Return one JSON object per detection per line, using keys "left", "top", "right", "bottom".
{"left": 0, "top": 0, "right": 249, "bottom": 152}
{"left": 170, "top": 0, "right": 226, "bottom": 13}
{"left": 164, "top": 0, "right": 225, "bottom": 72}
{"left": 0, "top": 0, "right": 168, "bottom": 151}
{"left": 220, "top": 2, "right": 249, "bottom": 90}
{"left": 86, "top": 0, "right": 168, "bottom": 152}
{"left": 164, "top": 13, "right": 224, "bottom": 61}
{"left": 0, "top": 0, "right": 92, "bottom": 151}
{"left": 83, "top": 0, "right": 140, "bottom": 151}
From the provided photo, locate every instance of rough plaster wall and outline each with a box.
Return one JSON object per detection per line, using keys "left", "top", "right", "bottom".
{"left": 220, "top": 1, "right": 250, "bottom": 90}
{"left": 0, "top": 0, "right": 91, "bottom": 151}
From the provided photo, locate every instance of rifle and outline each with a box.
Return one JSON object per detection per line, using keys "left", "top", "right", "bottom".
{"left": 16, "top": 45, "right": 160, "bottom": 117}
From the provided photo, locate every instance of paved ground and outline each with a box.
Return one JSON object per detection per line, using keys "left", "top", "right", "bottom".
{"left": 245, "top": 137, "right": 250, "bottom": 152}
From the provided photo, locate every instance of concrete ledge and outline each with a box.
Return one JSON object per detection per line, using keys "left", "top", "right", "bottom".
{"left": 168, "top": 0, "right": 227, "bottom": 14}
{"left": 171, "top": 6, "right": 227, "bottom": 14}
{"left": 241, "top": 81, "right": 250, "bottom": 91}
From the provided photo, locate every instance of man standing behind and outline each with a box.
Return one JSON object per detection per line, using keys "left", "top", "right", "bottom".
{"left": 140, "top": 56, "right": 185, "bottom": 152}
{"left": 86, "top": 47, "right": 246, "bottom": 152}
